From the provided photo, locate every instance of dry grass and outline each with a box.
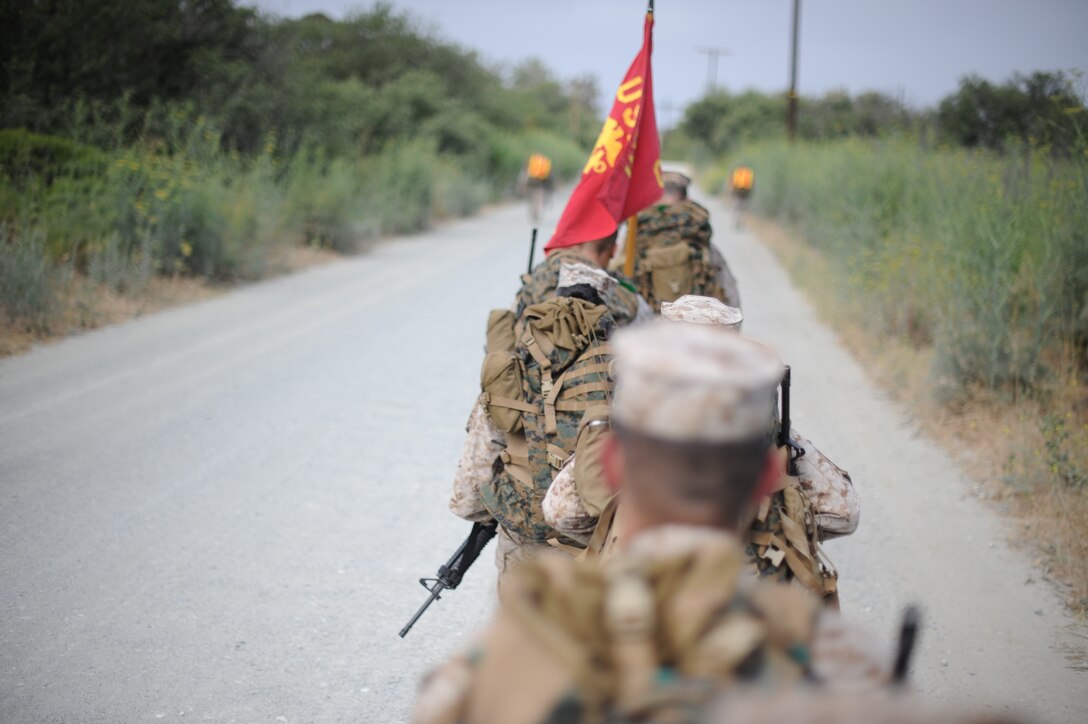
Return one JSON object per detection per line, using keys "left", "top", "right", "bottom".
{"left": 753, "top": 216, "right": 1088, "bottom": 615}
{"left": 0, "top": 244, "right": 340, "bottom": 358}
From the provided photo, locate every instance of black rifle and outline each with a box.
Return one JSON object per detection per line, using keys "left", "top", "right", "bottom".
{"left": 777, "top": 366, "right": 805, "bottom": 476}
{"left": 399, "top": 522, "right": 498, "bottom": 638}
{"left": 527, "top": 227, "right": 538, "bottom": 275}
{"left": 892, "top": 605, "right": 921, "bottom": 684}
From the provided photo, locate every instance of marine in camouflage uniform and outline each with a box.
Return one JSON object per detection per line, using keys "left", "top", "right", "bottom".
{"left": 545, "top": 295, "right": 852, "bottom": 603}
{"left": 515, "top": 245, "right": 651, "bottom": 326}
{"left": 622, "top": 171, "right": 741, "bottom": 312}
{"left": 414, "top": 322, "right": 887, "bottom": 724}
{"left": 450, "top": 254, "right": 644, "bottom": 575}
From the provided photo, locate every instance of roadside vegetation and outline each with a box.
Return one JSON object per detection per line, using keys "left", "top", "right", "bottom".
{"left": 0, "top": 1, "right": 595, "bottom": 353}
{"left": 671, "top": 71, "right": 1088, "bottom": 613}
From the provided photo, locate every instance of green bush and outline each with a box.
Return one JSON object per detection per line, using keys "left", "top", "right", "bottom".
{"left": 0, "top": 129, "right": 106, "bottom": 188}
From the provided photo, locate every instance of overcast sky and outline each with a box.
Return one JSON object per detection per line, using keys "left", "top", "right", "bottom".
{"left": 250, "top": 0, "right": 1088, "bottom": 127}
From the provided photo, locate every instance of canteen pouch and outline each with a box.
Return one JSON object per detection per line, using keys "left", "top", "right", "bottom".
{"left": 646, "top": 243, "right": 693, "bottom": 305}
{"left": 480, "top": 308, "right": 530, "bottom": 433}
{"left": 573, "top": 405, "right": 613, "bottom": 517}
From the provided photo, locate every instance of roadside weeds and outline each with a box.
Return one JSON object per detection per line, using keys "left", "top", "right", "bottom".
{"left": 0, "top": 244, "right": 340, "bottom": 358}
{"left": 752, "top": 216, "right": 1088, "bottom": 617}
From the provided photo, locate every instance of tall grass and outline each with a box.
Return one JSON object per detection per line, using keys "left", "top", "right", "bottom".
{"left": 710, "top": 139, "right": 1088, "bottom": 400}
{"left": 1, "top": 112, "right": 585, "bottom": 337}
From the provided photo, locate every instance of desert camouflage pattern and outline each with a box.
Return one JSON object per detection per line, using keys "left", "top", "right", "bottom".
{"left": 540, "top": 454, "right": 598, "bottom": 544}
{"left": 660, "top": 293, "right": 742, "bottom": 327}
{"left": 627, "top": 199, "right": 742, "bottom": 311}
{"left": 611, "top": 320, "right": 782, "bottom": 443}
{"left": 707, "top": 690, "right": 1007, "bottom": 724}
{"left": 661, "top": 170, "right": 691, "bottom": 188}
{"left": 449, "top": 398, "right": 505, "bottom": 524}
{"left": 494, "top": 526, "right": 549, "bottom": 576}
{"left": 515, "top": 248, "right": 643, "bottom": 327}
{"left": 556, "top": 260, "right": 617, "bottom": 296}
{"left": 412, "top": 526, "right": 888, "bottom": 724}
{"left": 793, "top": 428, "right": 860, "bottom": 537}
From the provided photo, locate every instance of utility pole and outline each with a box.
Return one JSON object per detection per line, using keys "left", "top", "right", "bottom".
{"left": 696, "top": 47, "right": 731, "bottom": 94}
{"left": 787, "top": 0, "right": 801, "bottom": 142}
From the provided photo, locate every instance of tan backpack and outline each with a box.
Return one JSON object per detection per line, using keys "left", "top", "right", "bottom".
{"left": 494, "top": 535, "right": 821, "bottom": 722}
{"left": 479, "top": 297, "right": 616, "bottom": 542}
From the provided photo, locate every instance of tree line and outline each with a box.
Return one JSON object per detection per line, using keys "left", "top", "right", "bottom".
{"left": 0, "top": 0, "right": 600, "bottom": 166}
{"left": 675, "top": 71, "right": 1086, "bottom": 156}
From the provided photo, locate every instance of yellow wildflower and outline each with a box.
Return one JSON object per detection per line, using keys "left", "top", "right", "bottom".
{"left": 154, "top": 189, "right": 169, "bottom": 201}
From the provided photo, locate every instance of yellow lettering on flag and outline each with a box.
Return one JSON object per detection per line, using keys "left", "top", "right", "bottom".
{"left": 584, "top": 118, "right": 626, "bottom": 175}
{"left": 616, "top": 77, "right": 644, "bottom": 103}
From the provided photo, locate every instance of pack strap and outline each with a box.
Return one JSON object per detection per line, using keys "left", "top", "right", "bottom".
{"left": 499, "top": 448, "right": 530, "bottom": 469}
{"left": 542, "top": 366, "right": 573, "bottom": 435}
{"left": 547, "top": 443, "right": 571, "bottom": 471}
{"left": 558, "top": 380, "right": 612, "bottom": 399}
{"left": 564, "top": 360, "right": 612, "bottom": 379}
{"left": 750, "top": 530, "right": 825, "bottom": 593}
{"left": 583, "top": 495, "right": 620, "bottom": 560}
{"left": 481, "top": 392, "right": 536, "bottom": 414}
{"left": 605, "top": 566, "right": 657, "bottom": 711}
{"left": 522, "top": 328, "right": 554, "bottom": 369}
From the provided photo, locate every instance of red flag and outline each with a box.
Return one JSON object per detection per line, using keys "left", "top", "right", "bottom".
{"left": 545, "top": 11, "right": 662, "bottom": 252}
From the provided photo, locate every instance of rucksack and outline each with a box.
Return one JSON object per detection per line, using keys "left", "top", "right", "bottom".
{"left": 499, "top": 532, "right": 821, "bottom": 722}
{"left": 479, "top": 296, "right": 616, "bottom": 542}
{"left": 632, "top": 201, "right": 728, "bottom": 312}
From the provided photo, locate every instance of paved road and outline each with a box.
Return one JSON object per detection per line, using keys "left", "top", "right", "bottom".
{"left": 2, "top": 192, "right": 1085, "bottom": 723}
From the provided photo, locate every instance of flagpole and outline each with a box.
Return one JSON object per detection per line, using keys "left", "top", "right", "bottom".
{"left": 623, "top": 0, "right": 654, "bottom": 279}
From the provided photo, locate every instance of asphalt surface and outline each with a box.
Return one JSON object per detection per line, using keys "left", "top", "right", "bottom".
{"left": 2, "top": 191, "right": 1085, "bottom": 723}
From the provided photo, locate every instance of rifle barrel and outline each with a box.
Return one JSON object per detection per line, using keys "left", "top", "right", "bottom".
{"left": 399, "top": 583, "right": 447, "bottom": 638}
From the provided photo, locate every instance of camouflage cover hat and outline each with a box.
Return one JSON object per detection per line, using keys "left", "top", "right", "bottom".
{"left": 661, "top": 170, "right": 691, "bottom": 188}
{"left": 557, "top": 261, "right": 618, "bottom": 297}
{"left": 611, "top": 320, "right": 782, "bottom": 443}
{"left": 661, "top": 295, "right": 743, "bottom": 328}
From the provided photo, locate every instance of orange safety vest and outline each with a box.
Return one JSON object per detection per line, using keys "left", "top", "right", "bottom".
{"left": 528, "top": 153, "right": 552, "bottom": 181}
{"left": 732, "top": 166, "right": 754, "bottom": 191}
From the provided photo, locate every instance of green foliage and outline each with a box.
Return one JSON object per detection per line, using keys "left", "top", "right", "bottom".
{"left": 679, "top": 89, "right": 914, "bottom": 155}
{"left": 936, "top": 71, "right": 1087, "bottom": 154}
{"left": 0, "top": 130, "right": 107, "bottom": 187}
{"left": 0, "top": 0, "right": 260, "bottom": 129}
{"left": 715, "top": 138, "right": 1088, "bottom": 397}
{"left": 0, "top": 1, "right": 594, "bottom": 334}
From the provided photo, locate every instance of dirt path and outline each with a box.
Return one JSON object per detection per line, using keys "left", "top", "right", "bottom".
{"left": 696, "top": 188, "right": 1087, "bottom": 722}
